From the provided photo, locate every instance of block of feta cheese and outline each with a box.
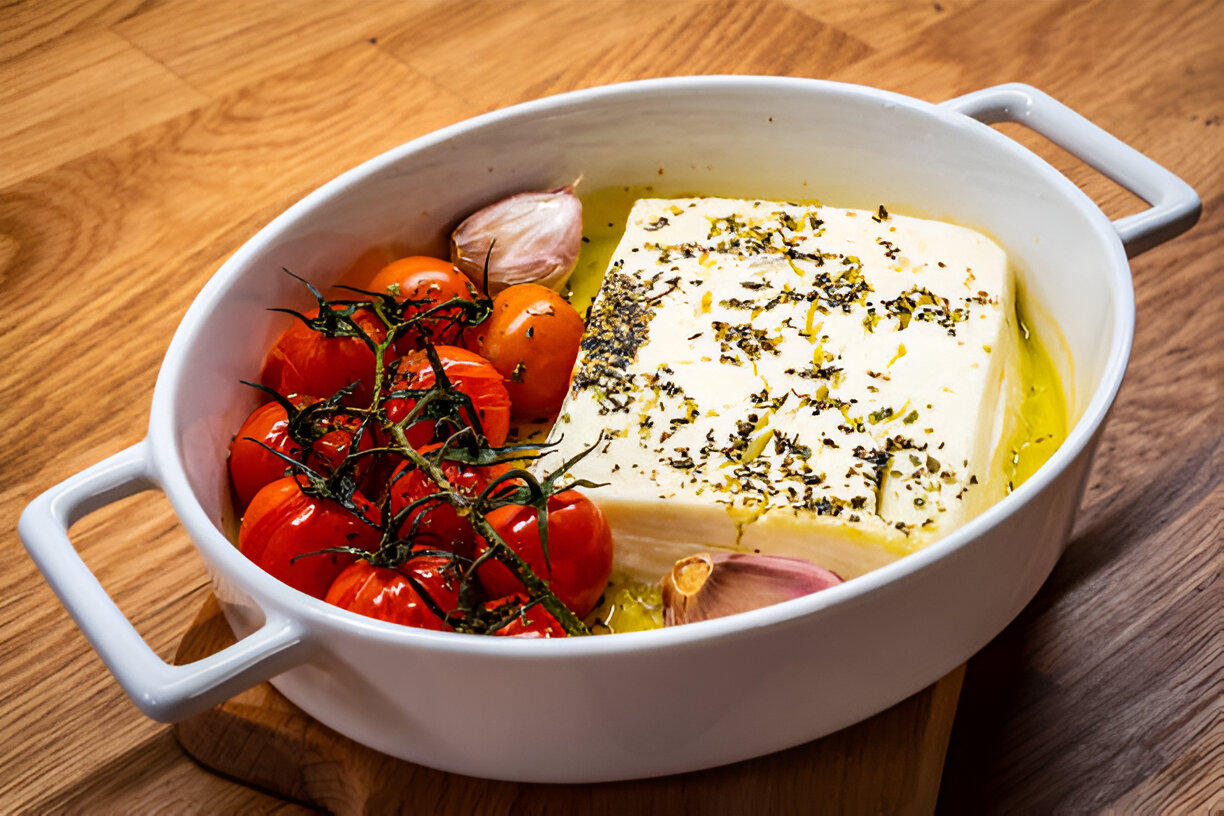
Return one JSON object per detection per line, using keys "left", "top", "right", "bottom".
{"left": 537, "top": 197, "right": 1025, "bottom": 582}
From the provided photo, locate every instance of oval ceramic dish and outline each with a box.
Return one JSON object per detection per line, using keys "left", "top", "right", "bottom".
{"left": 20, "top": 78, "right": 1199, "bottom": 783}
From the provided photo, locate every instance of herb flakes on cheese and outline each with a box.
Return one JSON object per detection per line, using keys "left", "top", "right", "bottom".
{"left": 541, "top": 197, "right": 1025, "bottom": 581}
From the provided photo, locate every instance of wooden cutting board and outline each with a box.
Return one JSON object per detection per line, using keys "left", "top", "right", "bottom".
{"left": 173, "top": 594, "right": 964, "bottom": 815}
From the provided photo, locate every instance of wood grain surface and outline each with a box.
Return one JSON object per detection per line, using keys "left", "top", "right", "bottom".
{"left": 1, "top": 0, "right": 1219, "bottom": 813}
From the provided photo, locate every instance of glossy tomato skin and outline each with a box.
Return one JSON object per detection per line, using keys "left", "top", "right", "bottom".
{"left": 384, "top": 345, "right": 511, "bottom": 449}
{"left": 324, "top": 555, "right": 460, "bottom": 631}
{"left": 485, "top": 594, "right": 568, "bottom": 638}
{"left": 366, "top": 256, "right": 478, "bottom": 351}
{"left": 239, "top": 475, "right": 381, "bottom": 599}
{"left": 260, "top": 307, "right": 391, "bottom": 407}
{"left": 325, "top": 563, "right": 448, "bottom": 631}
{"left": 228, "top": 396, "right": 369, "bottom": 511}
{"left": 387, "top": 457, "right": 505, "bottom": 557}
{"left": 402, "top": 551, "right": 464, "bottom": 619}
{"left": 476, "top": 490, "right": 613, "bottom": 618}
{"left": 467, "top": 284, "right": 583, "bottom": 423}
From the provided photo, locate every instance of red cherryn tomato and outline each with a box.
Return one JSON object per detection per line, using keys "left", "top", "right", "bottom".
{"left": 388, "top": 456, "right": 506, "bottom": 557}
{"left": 239, "top": 475, "right": 381, "bottom": 599}
{"left": 476, "top": 490, "right": 613, "bottom": 618}
{"left": 485, "top": 594, "right": 568, "bottom": 638}
{"left": 228, "top": 396, "right": 369, "bottom": 511}
{"left": 467, "top": 283, "right": 584, "bottom": 423}
{"left": 366, "top": 256, "right": 478, "bottom": 351}
{"left": 384, "top": 345, "right": 511, "bottom": 449}
{"left": 324, "top": 556, "right": 461, "bottom": 631}
{"left": 261, "top": 306, "right": 390, "bottom": 407}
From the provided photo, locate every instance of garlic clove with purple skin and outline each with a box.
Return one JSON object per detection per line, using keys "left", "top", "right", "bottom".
{"left": 661, "top": 552, "right": 843, "bottom": 626}
{"left": 450, "top": 186, "right": 583, "bottom": 296}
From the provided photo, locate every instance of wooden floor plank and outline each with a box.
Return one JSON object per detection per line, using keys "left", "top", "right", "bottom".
{"left": 1112, "top": 701, "right": 1224, "bottom": 816}
{"left": 0, "top": 0, "right": 151, "bottom": 61}
{"left": 779, "top": 0, "right": 977, "bottom": 52}
{"left": 112, "top": 0, "right": 422, "bottom": 97}
{"left": 380, "top": 0, "right": 873, "bottom": 111}
{"left": 22, "top": 729, "right": 312, "bottom": 816}
{"left": 0, "top": 26, "right": 209, "bottom": 188}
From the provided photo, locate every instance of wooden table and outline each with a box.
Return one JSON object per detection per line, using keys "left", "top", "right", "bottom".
{"left": 2, "top": 1, "right": 1220, "bottom": 812}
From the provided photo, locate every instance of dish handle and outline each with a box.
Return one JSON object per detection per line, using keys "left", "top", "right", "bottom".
{"left": 941, "top": 82, "right": 1201, "bottom": 257}
{"left": 18, "top": 441, "right": 310, "bottom": 721}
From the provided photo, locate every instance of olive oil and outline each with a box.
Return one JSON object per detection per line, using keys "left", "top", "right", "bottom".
{"left": 566, "top": 184, "right": 673, "bottom": 313}
{"left": 1007, "top": 308, "right": 1068, "bottom": 489}
{"left": 586, "top": 573, "right": 664, "bottom": 634}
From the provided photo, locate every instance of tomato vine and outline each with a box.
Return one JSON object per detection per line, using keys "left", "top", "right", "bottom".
{"left": 238, "top": 269, "right": 602, "bottom": 636}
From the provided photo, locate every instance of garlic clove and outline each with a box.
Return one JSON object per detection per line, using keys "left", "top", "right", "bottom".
{"left": 451, "top": 186, "right": 583, "bottom": 295}
{"left": 661, "top": 552, "right": 843, "bottom": 626}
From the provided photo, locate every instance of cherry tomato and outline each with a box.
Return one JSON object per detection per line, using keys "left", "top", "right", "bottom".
{"left": 405, "top": 551, "right": 466, "bottom": 621}
{"left": 366, "top": 256, "right": 479, "bottom": 350}
{"left": 384, "top": 345, "right": 511, "bottom": 449}
{"left": 324, "top": 558, "right": 458, "bottom": 631}
{"left": 228, "top": 396, "right": 370, "bottom": 511}
{"left": 475, "top": 490, "right": 613, "bottom": 617}
{"left": 239, "top": 475, "right": 381, "bottom": 599}
{"left": 484, "top": 594, "right": 567, "bottom": 638}
{"left": 387, "top": 456, "right": 506, "bottom": 557}
{"left": 260, "top": 306, "right": 391, "bottom": 406}
{"left": 467, "top": 284, "right": 583, "bottom": 423}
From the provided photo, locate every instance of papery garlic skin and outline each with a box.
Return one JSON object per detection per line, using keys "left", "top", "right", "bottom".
{"left": 661, "top": 552, "right": 842, "bottom": 626}
{"left": 451, "top": 187, "right": 582, "bottom": 295}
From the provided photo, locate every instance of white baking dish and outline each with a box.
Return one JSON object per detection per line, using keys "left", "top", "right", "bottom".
{"left": 19, "top": 77, "right": 1199, "bottom": 783}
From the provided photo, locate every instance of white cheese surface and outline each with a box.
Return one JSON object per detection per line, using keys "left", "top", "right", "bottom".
{"left": 539, "top": 197, "right": 1024, "bottom": 581}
